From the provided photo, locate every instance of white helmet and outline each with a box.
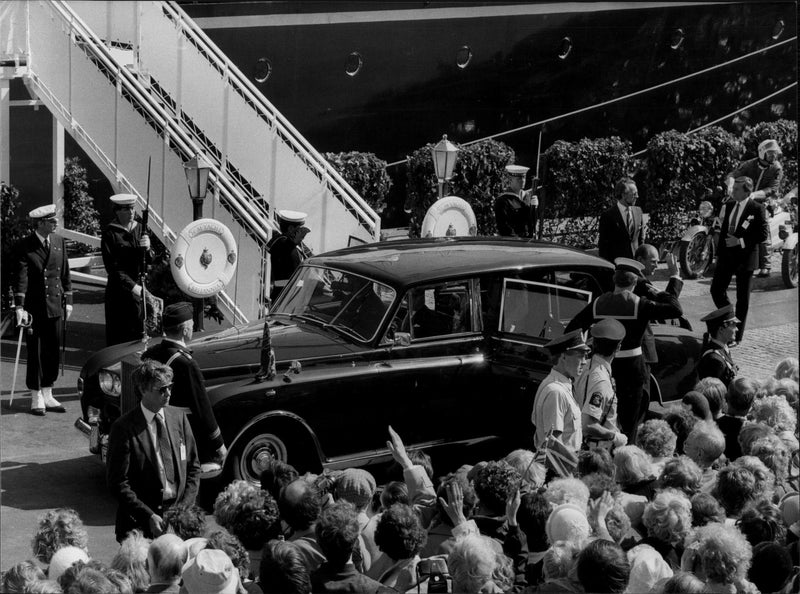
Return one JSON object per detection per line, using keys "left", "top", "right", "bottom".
{"left": 758, "top": 139, "right": 781, "bottom": 160}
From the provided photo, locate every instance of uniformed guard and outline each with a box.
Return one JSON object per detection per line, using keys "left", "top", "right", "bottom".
{"left": 268, "top": 210, "right": 310, "bottom": 301}
{"left": 575, "top": 319, "right": 628, "bottom": 451}
{"left": 142, "top": 302, "right": 227, "bottom": 470}
{"left": 696, "top": 305, "right": 740, "bottom": 387}
{"left": 531, "top": 329, "right": 591, "bottom": 453}
{"left": 494, "top": 164, "right": 536, "bottom": 238}
{"left": 101, "top": 194, "right": 152, "bottom": 346}
{"left": 12, "top": 204, "right": 72, "bottom": 415}
{"left": 565, "top": 258, "right": 683, "bottom": 441}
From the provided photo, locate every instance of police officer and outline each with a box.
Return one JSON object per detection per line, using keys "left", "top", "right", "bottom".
{"left": 12, "top": 204, "right": 72, "bottom": 415}
{"left": 565, "top": 258, "right": 683, "bottom": 441}
{"left": 268, "top": 210, "right": 310, "bottom": 301}
{"left": 696, "top": 305, "right": 740, "bottom": 387}
{"left": 101, "top": 194, "right": 152, "bottom": 346}
{"left": 142, "top": 302, "right": 227, "bottom": 470}
{"left": 532, "top": 329, "right": 591, "bottom": 453}
{"left": 494, "top": 165, "right": 537, "bottom": 238}
{"left": 575, "top": 319, "right": 628, "bottom": 451}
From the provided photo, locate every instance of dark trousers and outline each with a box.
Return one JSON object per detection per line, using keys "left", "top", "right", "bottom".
{"left": 26, "top": 314, "right": 62, "bottom": 390}
{"left": 710, "top": 261, "right": 753, "bottom": 342}
{"left": 611, "top": 355, "right": 647, "bottom": 442}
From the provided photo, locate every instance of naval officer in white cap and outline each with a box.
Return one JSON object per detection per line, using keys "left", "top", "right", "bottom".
{"left": 494, "top": 164, "right": 537, "bottom": 238}
{"left": 101, "top": 194, "right": 152, "bottom": 346}
{"left": 12, "top": 204, "right": 72, "bottom": 415}
{"left": 267, "top": 210, "right": 310, "bottom": 300}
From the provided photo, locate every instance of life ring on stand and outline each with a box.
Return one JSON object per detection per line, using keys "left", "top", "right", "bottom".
{"left": 420, "top": 196, "right": 477, "bottom": 238}
{"left": 171, "top": 218, "right": 238, "bottom": 298}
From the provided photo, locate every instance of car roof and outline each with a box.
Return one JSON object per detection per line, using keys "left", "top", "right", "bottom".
{"left": 305, "top": 237, "right": 613, "bottom": 288}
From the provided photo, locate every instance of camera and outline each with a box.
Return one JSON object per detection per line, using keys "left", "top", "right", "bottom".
{"left": 416, "top": 557, "right": 449, "bottom": 593}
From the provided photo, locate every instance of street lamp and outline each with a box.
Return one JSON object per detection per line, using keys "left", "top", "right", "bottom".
{"left": 183, "top": 153, "right": 212, "bottom": 221}
{"left": 431, "top": 134, "right": 458, "bottom": 199}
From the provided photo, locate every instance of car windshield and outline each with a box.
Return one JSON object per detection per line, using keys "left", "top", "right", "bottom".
{"left": 271, "top": 266, "right": 397, "bottom": 342}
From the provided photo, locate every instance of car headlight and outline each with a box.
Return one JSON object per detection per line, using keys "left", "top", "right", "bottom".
{"left": 99, "top": 363, "right": 122, "bottom": 397}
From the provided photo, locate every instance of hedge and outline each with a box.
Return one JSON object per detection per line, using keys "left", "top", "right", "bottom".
{"left": 63, "top": 157, "right": 101, "bottom": 254}
{"left": 1, "top": 183, "right": 28, "bottom": 312}
{"left": 324, "top": 151, "right": 393, "bottom": 215}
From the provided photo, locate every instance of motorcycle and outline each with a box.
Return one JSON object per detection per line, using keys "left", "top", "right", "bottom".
{"left": 776, "top": 187, "right": 798, "bottom": 288}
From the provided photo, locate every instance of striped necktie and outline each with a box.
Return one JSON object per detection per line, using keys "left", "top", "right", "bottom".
{"left": 626, "top": 207, "right": 634, "bottom": 237}
{"left": 728, "top": 202, "right": 740, "bottom": 233}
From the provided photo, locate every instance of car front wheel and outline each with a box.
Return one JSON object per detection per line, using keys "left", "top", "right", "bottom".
{"left": 229, "top": 421, "right": 319, "bottom": 484}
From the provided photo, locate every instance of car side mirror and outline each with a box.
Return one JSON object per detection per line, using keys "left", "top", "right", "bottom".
{"left": 393, "top": 332, "right": 411, "bottom": 346}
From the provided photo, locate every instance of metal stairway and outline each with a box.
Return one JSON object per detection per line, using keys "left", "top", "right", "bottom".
{"left": 5, "top": 0, "right": 381, "bottom": 322}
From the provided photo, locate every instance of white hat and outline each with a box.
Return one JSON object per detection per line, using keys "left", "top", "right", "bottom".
{"left": 29, "top": 204, "right": 57, "bottom": 219}
{"left": 48, "top": 545, "right": 90, "bottom": 583}
{"left": 625, "top": 544, "right": 673, "bottom": 594}
{"left": 181, "top": 549, "right": 239, "bottom": 594}
{"left": 505, "top": 165, "right": 530, "bottom": 177}
{"left": 110, "top": 194, "right": 137, "bottom": 206}
{"left": 277, "top": 209, "right": 307, "bottom": 225}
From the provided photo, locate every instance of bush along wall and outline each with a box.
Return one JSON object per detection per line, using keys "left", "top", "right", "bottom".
{"left": 405, "top": 139, "right": 515, "bottom": 237}
{"left": 641, "top": 126, "right": 743, "bottom": 248}
{"left": 324, "top": 151, "right": 393, "bottom": 215}
{"left": 63, "top": 157, "right": 101, "bottom": 254}
{"left": 1, "top": 183, "right": 28, "bottom": 312}
{"left": 540, "top": 136, "right": 634, "bottom": 249}
{"left": 740, "top": 119, "right": 798, "bottom": 194}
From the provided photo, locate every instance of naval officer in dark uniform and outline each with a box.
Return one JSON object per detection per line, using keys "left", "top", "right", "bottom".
{"left": 142, "top": 302, "right": 226, "bottom": 471}
{"left": 268, "top": 210, "right": 310, "bottom": 301}
{"left": 12, "top": 204, "right": 72, "bottom": 415}
{"left": 494, "top": 164, "right": 537, "bottom": 238}
{"left": 565, "top": 258, "right": 683, "bottom": 441}
{"left": 101, "top": 194, "right": 152, "bottom": 346}
{"left": 696, "top": 305, "right": 740, "bottom": 387}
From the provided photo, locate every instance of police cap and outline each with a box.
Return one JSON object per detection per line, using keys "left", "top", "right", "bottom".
{"left": 544, "top": 329, "right": 591, "bottom": 355}
{"left": 505, "top": 165, "right": 530, "bottom": 178}
{"left": 590, "top": 318, "right": 626, "bottom": 341}
{"left": 29, "top": 204, "right": 57, "bottom": 220}
{"left": 614, "top": 257, "right": 645, "bottom": 277}
{"left": 110, "top": 194, "right": 137, "bottom": 207}
{"left": 700, "top": 304, "right": 740, "bottom": 328}
{"left": 163, "top": 302, "right": 194, "bottom": 328}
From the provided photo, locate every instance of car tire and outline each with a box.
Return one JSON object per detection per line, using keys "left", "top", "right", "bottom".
{"left": 782, "top": 246, "right": 798, "bottom": 288}
{"left": 229, "top": 420, "right": 320, "bottom": 484}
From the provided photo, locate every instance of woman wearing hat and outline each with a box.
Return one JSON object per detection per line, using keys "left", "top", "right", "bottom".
{"left": 101, "top": 194, "right": 152, "bottom": 345}
{"left": 696, "top": 305, "right": 740, "bottom": 387}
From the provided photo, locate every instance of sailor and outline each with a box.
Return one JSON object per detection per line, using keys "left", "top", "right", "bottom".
{"left": 268, "top": 209, "right": 310, "bottom": 301}
{"left": 565, "top": 258, "right": 683, "bottom": 442}
{"left": 494, "top": 164, "right": 536, "bottom": 238}
{"left": 142, "top": 302, "right": 226, "bottom": 470}
{"left": 696, "top": 305, "right": 740, "bottom": 387}
{"left": 575, "top": 319, "right": 628, "bottom": 451}
{"left": 12, "top": 204, "right": 72, "bottom": 415}
{"left": 532, "top": 329, "right": 591, "bottom": 453}
{"left": 101, "top": 194, "right": 152, "bottom": 346}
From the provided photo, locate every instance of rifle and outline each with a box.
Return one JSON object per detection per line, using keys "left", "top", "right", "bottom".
{"left": 140, "top": 157, "right": 152, "bottom": 341}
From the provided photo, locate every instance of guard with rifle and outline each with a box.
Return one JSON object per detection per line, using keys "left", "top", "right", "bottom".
{"left": 101, "top": 194, "right": 153, "bottom": 347}
{"left": 12, "top": 204, "right": 72, "bottom": 416}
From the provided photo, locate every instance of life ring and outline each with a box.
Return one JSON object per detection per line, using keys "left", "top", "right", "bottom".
{"left": 171, "top": 218, "right": 238, "bottom": 298}
{"left": 420, "top": 196, "right": 477, "bottom": 238}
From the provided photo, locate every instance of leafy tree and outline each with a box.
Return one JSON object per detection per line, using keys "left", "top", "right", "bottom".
{"left": 324, "top": 151, "right": 393, "bottom": 215}
{"left": 62, "top": 157, "right": 101, "bottom": 254}
{"left": 1, "top": 183, "right": 28, "bottom": 313}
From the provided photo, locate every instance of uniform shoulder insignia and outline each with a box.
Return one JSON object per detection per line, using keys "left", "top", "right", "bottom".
{"left": 589, "top": 392, "right": 603, "bottom": 407}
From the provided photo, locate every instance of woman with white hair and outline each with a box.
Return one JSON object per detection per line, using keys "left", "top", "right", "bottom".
{"left": 641, "top": 489, "right": 693, "bottom": 569}
{"left": 681, "top": 522, "right": 756, "bottom": 593}
{"left": 749, "top": 395, "right": 799, "bottom": 451}
{"left": 447, "top": 534, "right": 514, "bottom": 593}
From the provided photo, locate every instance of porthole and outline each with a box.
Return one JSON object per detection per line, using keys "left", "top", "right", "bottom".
{"left": 772, "top": 18, "right": 785, "bottom": 40}
{"left": 254, "top": 58, "right": 272, "bottom": 83}
{"left": 456, "top": 45, "right": 472, "bottom": 69}
{"left": 669, "top": 28, "right": 684, "bottom": 50}
{"left": 557, "top": 37, "right": 572, "bottom": 60}
{"left": 345, "top": 52, "right": 363, "bottom": 77}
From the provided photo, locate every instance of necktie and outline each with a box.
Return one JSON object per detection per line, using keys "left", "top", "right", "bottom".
{"left": 626, "top": 207, "right": 634, "bottom": 237}
{"left": 155, "top": 414, "right": 176, "bottom": 484}
{"left": 43, "top": 237, "right": 50, "bottom": 251}
{"left": 728, "top": 203, "right": 740, "bottom": 233}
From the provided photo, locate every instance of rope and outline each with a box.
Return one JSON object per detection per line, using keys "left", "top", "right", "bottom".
{"left": 385, "top": 35, "right": 797, "bottom": 168}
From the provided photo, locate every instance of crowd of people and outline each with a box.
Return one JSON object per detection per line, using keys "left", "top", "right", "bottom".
{"left": 3, "top": 355, "right": 798, "bottom": 593}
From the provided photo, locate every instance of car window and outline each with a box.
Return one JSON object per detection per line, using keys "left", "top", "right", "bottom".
{"left": 499, "top": 279, "right": 592, "bottom": 341}
{"left": 552, "top": 270, "right": 604, "bottom": 300}
{"left": 387, "top": 280, "right": 473, "bottom": 342}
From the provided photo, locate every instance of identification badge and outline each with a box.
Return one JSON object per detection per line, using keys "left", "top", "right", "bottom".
{"left": 180, "top": 443, "right": 186, "bottom": 461}
{"left": 741, "top": 220, "right": 750, "bottom": 229}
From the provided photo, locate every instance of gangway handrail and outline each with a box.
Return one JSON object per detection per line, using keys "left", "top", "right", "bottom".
{"left": 161, "top": 1, "right": 379, "bottom": 234}
{"left": 44, "top": 0, "right": 274, "bottom": 246}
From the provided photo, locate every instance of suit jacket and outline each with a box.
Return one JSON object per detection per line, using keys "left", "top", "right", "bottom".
{"left": 13, "top": 233, "right": 72, "bottom": 317}
{"left": 107, "top": 405, "right": 200, "bottom": 541}
{"left": 716, "top": 198, "right": 769, "bottom": 271}
{"left": 598, "top": 203, "right": 645, "bottom": 262}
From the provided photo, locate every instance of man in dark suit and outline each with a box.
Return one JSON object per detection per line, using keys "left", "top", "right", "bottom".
{"left": 710, "top": 176, "right": 769, "bottom": 346}
{"left": 598, "top": 177, "right": 645, "bottom": 262}
{"left": 143, "top": 302, "right": 226, "bottom": 471}
{"left": 12, "top": 204, "right": 72, "bottom": 415}
{"left": 107, "top": 360, "right": 200, "bottom": 542}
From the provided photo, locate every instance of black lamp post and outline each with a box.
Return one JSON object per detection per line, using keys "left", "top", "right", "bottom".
{"left": 431, "top": 134, "right": 458, "bottom": 199}
{"left": 182, "top": 154, "right": 212, "bottom": 331}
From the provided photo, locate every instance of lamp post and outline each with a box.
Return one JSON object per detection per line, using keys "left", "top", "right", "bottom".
{"left": 183, "top": 154, "right": 212, "bottom": 331}
{"left": 431, "top": 134, "right": 458, "bottom": 199}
